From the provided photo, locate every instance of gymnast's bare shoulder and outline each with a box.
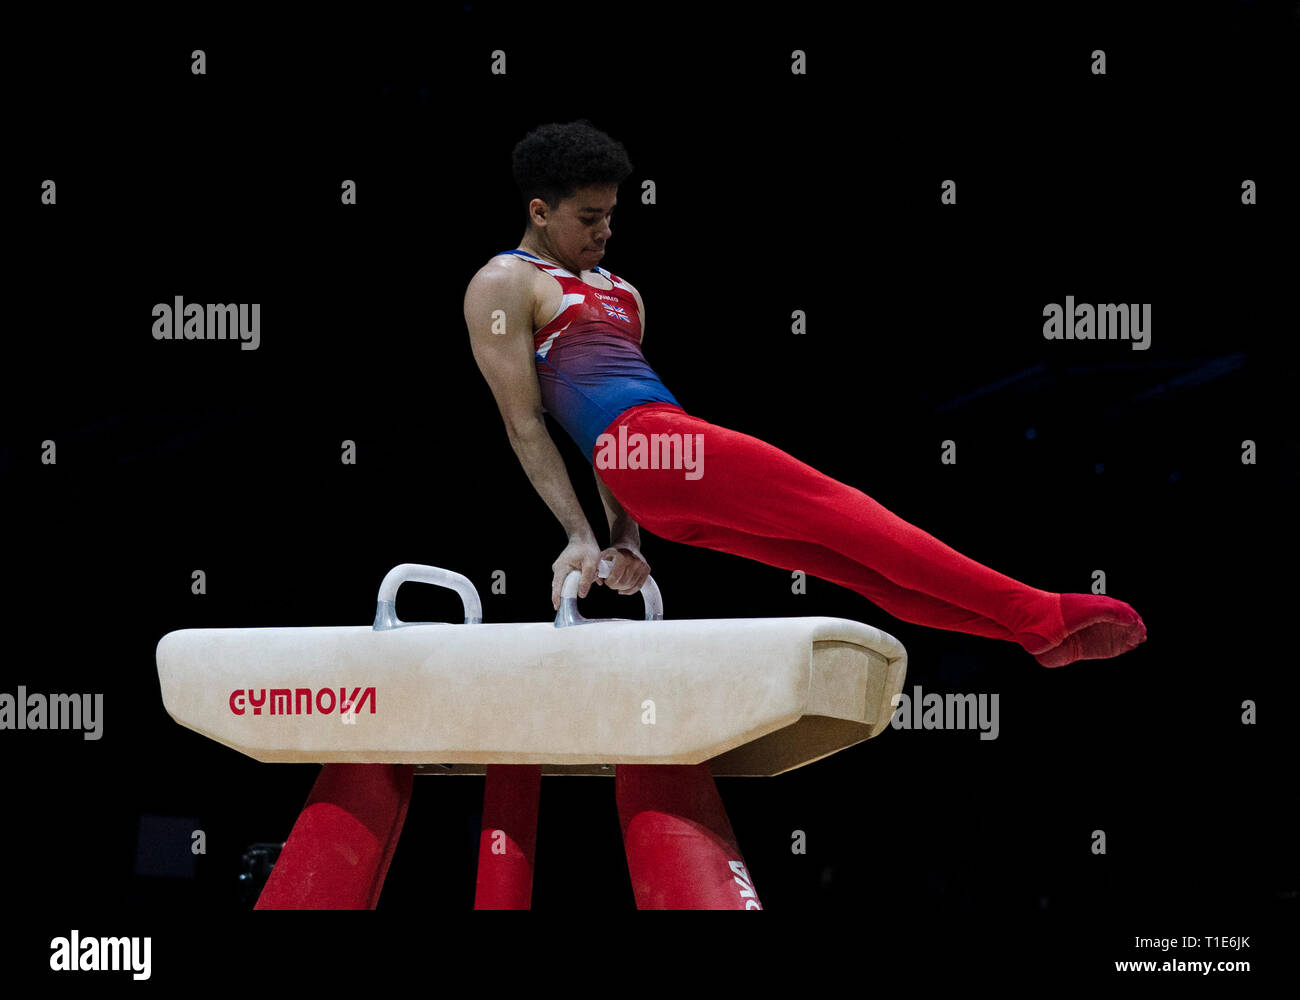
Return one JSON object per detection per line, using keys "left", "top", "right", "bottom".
{"left": 465, "top": 253, "right": 551, "bottom": 333}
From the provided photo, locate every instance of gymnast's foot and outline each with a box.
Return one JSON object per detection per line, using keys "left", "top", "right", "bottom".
{"left": 1029, "top": 593, "right": 1147, "bottom": 667}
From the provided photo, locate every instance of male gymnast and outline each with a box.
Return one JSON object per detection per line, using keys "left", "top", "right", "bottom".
{"left": 463, "top": 119, "right": 1147, "bottom": 669}
{"left": 252, "top": 119, "right": 1148, "bottom": 911}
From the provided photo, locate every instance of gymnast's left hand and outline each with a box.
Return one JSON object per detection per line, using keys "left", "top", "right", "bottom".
{"left": 598, "top": 545, "right": 651, "bottom": 596}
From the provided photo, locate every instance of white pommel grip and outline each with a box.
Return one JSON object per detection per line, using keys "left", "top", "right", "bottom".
{"left": 557, "top": 558, "right": 663, "bottom": 627}
{"left": 373, "top": 563, "right": 484, "bottom": 629}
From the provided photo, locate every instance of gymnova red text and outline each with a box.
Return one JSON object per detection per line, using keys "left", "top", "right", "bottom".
{"left": 229, "top": 687, "right": 376, "bottom": 716}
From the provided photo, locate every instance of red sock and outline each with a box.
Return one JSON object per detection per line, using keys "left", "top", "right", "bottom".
{"left": 1032, "top": 593, "right": 1147, "bottom": 667}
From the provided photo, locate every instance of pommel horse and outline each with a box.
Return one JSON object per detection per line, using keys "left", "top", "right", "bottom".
{"left": 156, "top": 562, "right": 907, "bottom": 909}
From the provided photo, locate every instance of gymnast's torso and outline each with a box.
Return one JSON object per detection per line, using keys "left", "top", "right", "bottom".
{"left": 489, "top": 248, "right": 682, "bottom": 459}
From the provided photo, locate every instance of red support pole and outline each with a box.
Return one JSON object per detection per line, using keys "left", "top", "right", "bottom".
{"left": 255, "top": 763, "right": 414, "bottom": 910}
{"left": 615, "top": 763, "right": 762, "bottom": 910}
{"left": 474, "top": 764, "right": 543, "bottom": 909}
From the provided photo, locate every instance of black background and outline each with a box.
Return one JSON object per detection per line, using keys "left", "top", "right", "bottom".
{"left": 6, "top": 1, "right": 1297, "bottom": 988}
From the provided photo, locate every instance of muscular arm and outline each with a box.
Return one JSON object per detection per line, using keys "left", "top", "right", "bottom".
{"left": 464, "top": 265, "right": 596, "bottom": 544}
{"left": 594, "top": 468, "right": 641, "bottom": 549}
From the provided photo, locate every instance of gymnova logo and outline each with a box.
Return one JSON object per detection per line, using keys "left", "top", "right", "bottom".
{"left": 729, "top": 861, "right": 761, "bottom": 909}
{"left": 229, "top": 686, "right": 376, "bottom": 716}
{"left": 890, "top": 684, "right": 999, "bottom": 741}
{"left": 50, "top": 930, "right": 151, "bottom": 980}
{"left": 593, "top": 423, "right": 704, "bottom": 480}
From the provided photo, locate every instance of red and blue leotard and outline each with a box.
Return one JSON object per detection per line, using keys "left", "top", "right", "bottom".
{"left": 495, "top": 249, "right": 682, "bottom": 460}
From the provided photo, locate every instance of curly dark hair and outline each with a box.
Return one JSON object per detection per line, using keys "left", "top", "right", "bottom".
{"left": 511, "top": 120, "right": 633, "bottom": 222}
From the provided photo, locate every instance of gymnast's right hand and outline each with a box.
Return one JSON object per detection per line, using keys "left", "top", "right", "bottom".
{"left": 552, "top": 536, "right": 604, "bottom": 610}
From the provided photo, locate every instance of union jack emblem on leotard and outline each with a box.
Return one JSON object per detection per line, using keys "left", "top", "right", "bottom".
{"left": 601, "top": 301, "right": 631, "bottom": 323}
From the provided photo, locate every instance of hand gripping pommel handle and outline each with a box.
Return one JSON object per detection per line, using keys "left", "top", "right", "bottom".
{"left": 556, "top": 558, "right": 663, "bottom": 627}
{"left": 373, "top": 563, "right": 484, "bottom": 629}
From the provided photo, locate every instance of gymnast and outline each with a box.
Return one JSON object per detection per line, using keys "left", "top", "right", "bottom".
{"left": 463, "top": 119, "right": 1146, "bottom": 668}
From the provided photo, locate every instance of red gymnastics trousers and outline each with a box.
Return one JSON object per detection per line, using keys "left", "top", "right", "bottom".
{"left": 594, "top": 402, "right": 1147, "bottom": 666}
{"left": 593, "top": 402, "right": 1141, "bottom": 910}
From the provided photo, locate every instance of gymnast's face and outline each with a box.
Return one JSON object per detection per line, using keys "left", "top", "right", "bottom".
{"left": 529, "top": 184, "right": 616, "bottom": 274}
